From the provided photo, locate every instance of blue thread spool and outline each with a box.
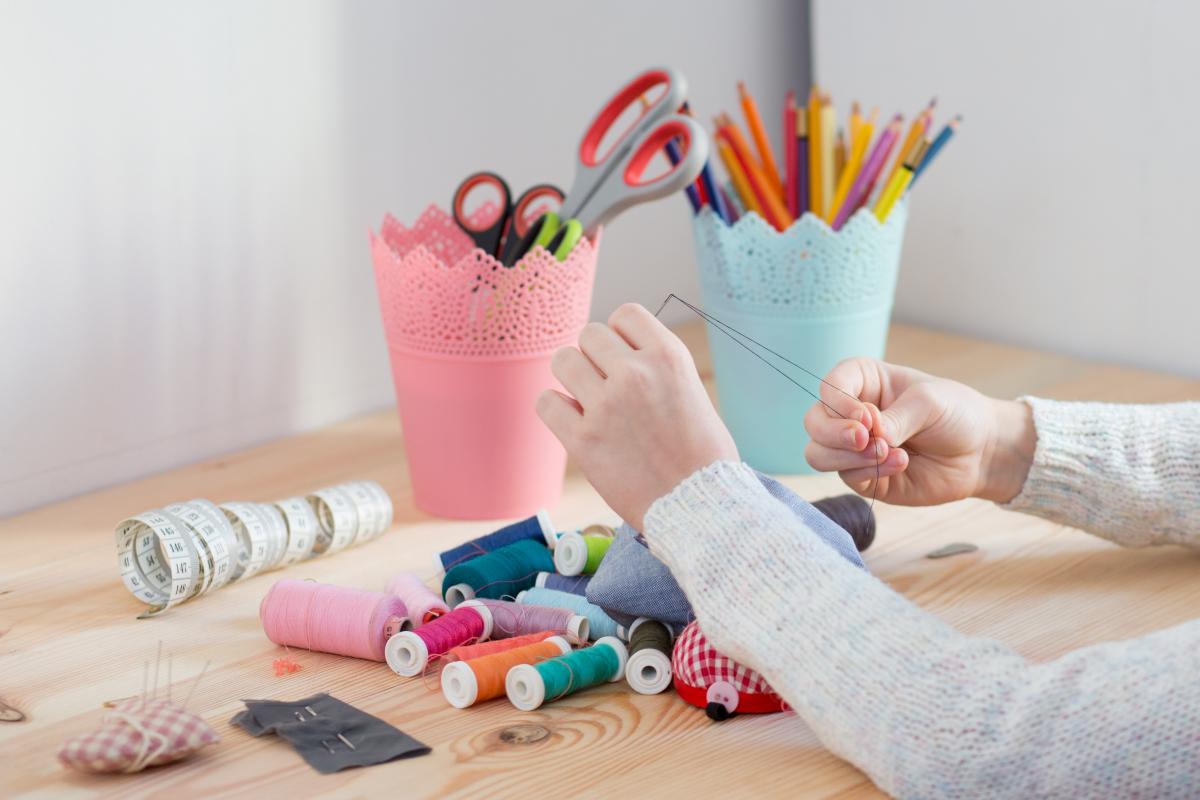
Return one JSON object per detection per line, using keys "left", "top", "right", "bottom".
{"left": 442, "top": 539, "right": 554, "bottom": 607}
{"left": 435, "top": 510, "right": 557, "bottom": 573}
{"left": 517, "top": 587, "right": 623, "bottom": 641}
{"left": 691, "top": 203, "right": 908, "bottom": 473}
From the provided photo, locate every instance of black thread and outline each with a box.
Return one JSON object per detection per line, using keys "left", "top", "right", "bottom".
{"left": 653, "top": 293, "right": 881, "bottom": 505}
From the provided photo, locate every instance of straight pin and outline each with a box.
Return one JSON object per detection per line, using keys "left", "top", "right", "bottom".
{"left": 337, "top": 733, "right": 356, "bottom": 750}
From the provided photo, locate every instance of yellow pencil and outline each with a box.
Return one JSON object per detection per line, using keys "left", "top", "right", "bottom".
{"left": 882, "top": 99, "right": 934, "bottom": 203}
{"left": 819, "top": 97, "right": 836, "bottom": 220}
{"left": 848, "top": 101, "right": 862, "bottom": 153}
{"left": 829, "top": 108, "right": 875, "bottom": 223}
{"left": 874, "top": 138, "right": 930, "bottom": 221}
{"left": 834, "top": 128, "right": 846, "bottom": 186}
{"left": 808, "top": 88, "right": 823, "bottom": 218}
{"left": 715, "top": 134, "right": 763, "bottom": 216}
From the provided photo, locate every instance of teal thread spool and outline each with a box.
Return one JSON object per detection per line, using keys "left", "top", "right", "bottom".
{"left": 552, "top": 530, "right": 612, "bottom": 576}
{"left": 506, "top": 636, "right": 627, "bottom": 711}
{"left": 516, "top": 587, "right": 622, "bottom": 641}
{"left": 442, "top": 539, "right": 554, "bottom": 607}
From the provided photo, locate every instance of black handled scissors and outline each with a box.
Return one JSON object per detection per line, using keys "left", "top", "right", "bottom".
{"left": 451, "top": 171, "right": 564, "bottom": 263}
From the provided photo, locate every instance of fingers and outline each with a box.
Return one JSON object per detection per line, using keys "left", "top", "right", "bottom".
{"left": 577, "top": 321, "right": 630, "bottom": 376}
{"left": 806, "top": 438, "right": 894, "bottom": 473}
{"left": 816, "top": 358, "right": 880, "bottom": 425}
{"left": 608, "top": 303, "right": 673, "bottom": 350}
{"left": 535, "top": 389, "right": 582, "bottom": 444}
{"left": 804, "top": 400, "right": 871, "bottom": 454}
{"left": 877, "top": 383, "right": 944, "bottom": 448}
{"left": 838, "top": 446, "right": 909, "bottom": 488}
{"left": 550, "top": 347, "right": 604, "bottom": 405}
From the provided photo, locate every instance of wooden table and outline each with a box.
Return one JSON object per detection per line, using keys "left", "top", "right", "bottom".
{"left": 3, "top": 323, "right": 1198, "bottom": 799}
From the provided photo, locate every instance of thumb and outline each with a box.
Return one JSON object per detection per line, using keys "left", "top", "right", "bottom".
{"left": 877, "top": 383, "right": 941, "bottom": 447}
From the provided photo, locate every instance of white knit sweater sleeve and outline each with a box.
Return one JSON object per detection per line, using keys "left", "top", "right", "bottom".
{"left": 1003, "top": 398, "right": 1200, "bottom": 545}
{"left": 643, "top": 460, "right": 1200, "bottom": 799}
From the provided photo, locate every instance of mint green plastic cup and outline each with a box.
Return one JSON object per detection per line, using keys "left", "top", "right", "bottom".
{"left": 692, "top": 202, "right": 908, "bottom": 475}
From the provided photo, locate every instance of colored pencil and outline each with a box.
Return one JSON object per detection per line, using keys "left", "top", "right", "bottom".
{"left": 808, "top": 88, "right": 823, "bottom": 218}
{"left": 738, "top": 81, "right": 785, "bottom": 201}
{"left": 720, "top": 180, "right": 744, "bottom": 221}
{"left": 784, "top": 90, "right": 797, "bottom": 217}
{"left": 664, "top": 137, "right": 703, "bottom": 214}
{"left": 819, "top": 98, "right": 836, "bottom": 220}
{"left": 681, "top": 103, "right": 730, "bottom": 224}
{"left": 875, "top": 138, "right": 930, "bottom": 221}
{"left": 715, "top": 134, "right": 761, "bottom": 217}
{"left": 880, "top": 98, "right": 933, "bottom": 202}
{"left": 796, "top": 107, "right": 810, "bottom": 216}
{"left": 834, "top": 128, "right": 846, "bottom": 187}
{"left": 718, "top": 114, "right": 792, "bottom": 230}
{"left": 848, "top": 101, "right": 863, "bottom": 153}
{"left": 911, "top": 114, "right": 960, "bottom": 186}
{"left": 833, "top": 114, "right": 901, "bottom": 230}
{"left": 829, "top": 107, "right": 876, "bottom": 224}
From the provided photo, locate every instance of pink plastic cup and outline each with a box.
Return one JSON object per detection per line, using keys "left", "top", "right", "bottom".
{"left": 371, "top": 204, "right": 598, "bottom": 520}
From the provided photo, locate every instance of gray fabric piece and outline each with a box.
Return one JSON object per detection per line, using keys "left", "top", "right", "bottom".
{"left": 232, "top": 693, "right": 430, "bottom": 774}
{"left": 585, "top": 468, "right": 866, "bottom": 626}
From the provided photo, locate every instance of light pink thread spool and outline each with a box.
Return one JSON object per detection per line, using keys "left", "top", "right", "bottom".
{"left": 385, "top": 572, "right": 449, "bottom": 624}
{"left": 370, "top": 204, "right": 599, "bottom": 519}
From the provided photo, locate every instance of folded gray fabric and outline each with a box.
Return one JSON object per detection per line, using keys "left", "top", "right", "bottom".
{"left": 585, "top": 469, "right": 867, "bottom": 627}
{"left": 232, "top": 693, "right": 430, "bottom": 774}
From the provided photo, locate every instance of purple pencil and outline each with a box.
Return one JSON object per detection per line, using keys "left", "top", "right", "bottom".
{"left": 832, "top": 114, "right": 902, "bottom": 230}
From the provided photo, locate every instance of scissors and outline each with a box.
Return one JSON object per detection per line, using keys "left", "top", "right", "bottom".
{"left": 506, "top": 66, "right": 710, "bottom": 266}
{"left": 451, "top": 171, "right": 565, "bottom": 262}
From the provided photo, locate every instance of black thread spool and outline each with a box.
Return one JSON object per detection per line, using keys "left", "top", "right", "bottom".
{"left": 813, "top": 494, "right": 876, "bottom": 552}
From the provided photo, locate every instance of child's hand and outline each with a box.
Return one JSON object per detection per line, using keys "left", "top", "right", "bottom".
{"left": 803, "top": 358, "right": 1035, "bottom": 505}
{"left": 537, "top": 304, "right": 738, "bottom": 531}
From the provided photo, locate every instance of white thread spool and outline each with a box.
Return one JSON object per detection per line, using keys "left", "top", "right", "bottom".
{"left": 384, "top": 600, "right": 494, "bottom": 677}
{"left": 505, "top": 636, "right": 628, "bottom": 711}
{"left": 443, "top": 582, "right": 474, "bottom": 608}
{"left": 624, "top": 618, "right": 673, "bottom": 695}
{"left": 440, "top": 635, "right": 571, "bottom": 709}
{"left": 552, "top": 530, "right": 590, "bottom": 576}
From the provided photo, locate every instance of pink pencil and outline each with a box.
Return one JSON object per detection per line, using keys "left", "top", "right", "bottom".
{"left": 832, "top": 114, "right": 902, "bottom": 230}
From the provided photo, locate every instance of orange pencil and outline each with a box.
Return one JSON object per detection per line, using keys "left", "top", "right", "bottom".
{"left": 881, "top": 97, "right": 935, "bottom": 201}
{"left": 834, "top": 128, "right": 847, "bottom": 185}
{"left": 714, "top": 133, "right": 762, "bottom": 216}
{"left": 718, "top": 114, "right": 792, "bottom": 230}
{"left": 738, "top": 81, "right": 785, "bottom": 201}
{"left": 808, "top": 88, "right": 823, "bottom": 218}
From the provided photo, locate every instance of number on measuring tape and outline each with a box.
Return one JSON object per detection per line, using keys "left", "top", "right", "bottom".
{"left": 114, "top": 480, "right": 394, "bottom": 615}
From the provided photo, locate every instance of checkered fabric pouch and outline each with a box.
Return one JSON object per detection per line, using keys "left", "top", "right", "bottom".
{"left": 58, "top": 697, "right": 218, "bottom": 773}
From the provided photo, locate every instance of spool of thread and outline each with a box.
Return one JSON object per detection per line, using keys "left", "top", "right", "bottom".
{"left": 384, "top": 601, "right": 493, "bottom": 677}
{"left": 470, "top": 598, "right": 589, "bottom": 642}
{"left": 385, "top": 572, "right": 450, "bottom": 623}
{"left": 552, "top": 531, "right": 612, "bottom": 576}
{"left": 435, "top": 509, "right": 557, "bottom": 573}
{"left": 624, "top": 618, "right": 674, "bottom": 695}
{"left": 506, "top": 637, "right": 627, "bottom": 711}
{"left": 441, "top": 539, "right": 554, "bottom": 607}
{"left": 441, "top": 636, "right": 571, "bottom": 708}
{"left": 534, "top": 571, "right": 591, "bottom": 596}
{"left": 516, "top": 587, "right": 622, "bottom": 641}
{"left": 447, "top": 631, "right": 557, "bottom": 662}
{"left": 813, "top": 494, "right": 876, "bottom": 552}
{"left": 260, "top": 579, "right": 409, "bottom": 662}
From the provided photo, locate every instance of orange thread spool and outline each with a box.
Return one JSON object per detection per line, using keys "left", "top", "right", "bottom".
{"left": 447, "top": 631, "right": 556, "bottom": 662}
{"left": 440, "top": 636, "right": 570, "bottom": 708}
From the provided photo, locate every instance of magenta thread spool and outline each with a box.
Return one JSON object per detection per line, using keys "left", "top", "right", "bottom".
{"left": 385, "top": 601, "right": 494, "bottom": 677}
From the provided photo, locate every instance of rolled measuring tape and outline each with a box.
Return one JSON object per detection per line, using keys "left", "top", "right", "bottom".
{"left": 115, "top": 480, "right": 394, "bottom": 615}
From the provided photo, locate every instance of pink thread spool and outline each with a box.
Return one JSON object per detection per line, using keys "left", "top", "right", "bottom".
{"left": 370, "top": 205, "right": 599, "bottom": 519}
{"left": 471, "top": 598, "right": 588, "bottom": 642}
{"left": 386, "top": 572, "right": 450, "bottom": 624}
{"left": 260, "top": 579, "right": 410, "bottom": 662}
{"left": 385, "top": 601, "right": 494, "bottom": 677}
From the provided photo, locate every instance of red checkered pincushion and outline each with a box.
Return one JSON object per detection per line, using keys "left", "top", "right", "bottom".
{"left": 672, "top": 621, "right": 785, "bottom": 718}
{"left": 58, "top": 698, "right": 218, "bottom": 774}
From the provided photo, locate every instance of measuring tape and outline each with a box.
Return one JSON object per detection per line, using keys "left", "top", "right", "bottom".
{"left": 115, "top": 480, "right": 393, "bottom": 615}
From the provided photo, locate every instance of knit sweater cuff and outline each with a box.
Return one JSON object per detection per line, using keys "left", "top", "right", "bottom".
{"left": 1003, "top": 396, "right": 1102, "bottom": 523}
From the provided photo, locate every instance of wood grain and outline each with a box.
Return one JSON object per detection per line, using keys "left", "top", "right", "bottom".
{"left": 1, "top": 322, "right": 1197, "bottom": 799}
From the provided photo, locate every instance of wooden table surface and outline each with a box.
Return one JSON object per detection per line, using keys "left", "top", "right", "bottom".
{"left": 2, "top": 322, "right": 1198, "bottom": 799}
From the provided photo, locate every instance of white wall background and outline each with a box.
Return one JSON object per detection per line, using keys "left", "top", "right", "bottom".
{"left": 814, "top": 0, "right": 1200, "bottom": 380}
{"left": 0, "top": 0, "right": 807, "bottom": 516}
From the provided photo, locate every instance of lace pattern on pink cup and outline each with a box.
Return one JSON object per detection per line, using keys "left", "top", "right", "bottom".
{"left": 372, "top": 204, "right": 599, "bottom": 359}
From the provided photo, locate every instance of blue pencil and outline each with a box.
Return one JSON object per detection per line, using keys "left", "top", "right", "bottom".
{"left": 663, "top": 137, "right": 703, "bottom": 214}
{"left": 911, "top": 114, "right": 960, "bottom": 186}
